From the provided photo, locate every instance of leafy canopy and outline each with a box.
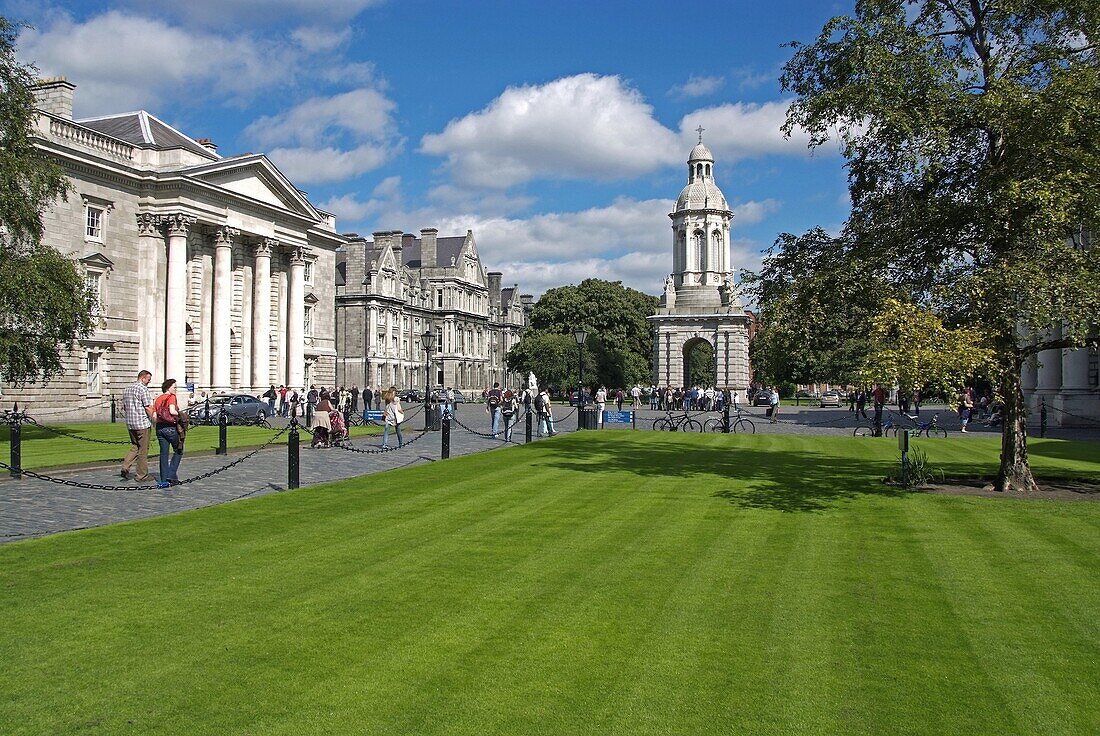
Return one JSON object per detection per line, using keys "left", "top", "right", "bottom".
{"left": 0, "top": 16, "right": 92, "bottom": 385}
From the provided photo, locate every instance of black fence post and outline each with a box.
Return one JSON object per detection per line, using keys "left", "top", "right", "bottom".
{"left": 288, "top": 417, "right": 300, "bottom": 489}
{"left": 205, "top": 397, "right": 211, "bottom": 426}
{"left": 1040, "top": 399, "right": 1047, "bottom": 438}
{"left": 217, "top": 411, "right": 228, "bottom": 455}
{"left": 723, "top": 403, "right": 731, "bottom": 433}
{"left": 9, "top": 408, "right": 21, "bottom": 480}
{"left": 525, "top": 410, "right": 532, "bottom": 443}
{"left": 442, "top": 413, "right": 451, "bottom": 459}
{"left": 110, "top": 395, "right": 117, "bottom": 424}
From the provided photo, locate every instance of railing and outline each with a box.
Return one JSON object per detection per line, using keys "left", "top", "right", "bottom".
{"left": 48, "top": 118, "right": 135, "bottom": 161}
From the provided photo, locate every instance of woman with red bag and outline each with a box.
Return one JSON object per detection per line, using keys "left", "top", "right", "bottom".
{"left": 153, "top": 378, "right": 184, "bottom": 488}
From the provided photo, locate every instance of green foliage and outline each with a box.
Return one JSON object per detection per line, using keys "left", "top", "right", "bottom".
{"left": 503, "top": 329, "right": 598, "bottom": 392}
{"left": 887, "top": 446, "right": 944, "bottom": 488}
{"left": 857, "top": 298, "right": 998, "bottom": 395}
{"left": 510, "top": 279, "right": 658, "bottom": 389}
{"left": 781, "top": 1, "right": 1100, "bottom": 490}
{"left": 685, "top": 340, "right": 715, "bottom": 387}
{"left": 745, "top": 228, "right": 891, "bottom": 386}
{"left": 0, "top": 16, "right": 91, "bottom": 384}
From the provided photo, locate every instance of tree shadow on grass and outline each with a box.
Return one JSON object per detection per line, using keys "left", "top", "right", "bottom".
{"left": 542, "top": 435, "right": 910, "bottom": 513}
{"left": 1025, "top": 439, "right": 1100, "bottom": 471}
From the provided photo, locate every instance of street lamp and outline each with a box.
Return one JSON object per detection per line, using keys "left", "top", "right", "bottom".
{"left": 421, "top": 328, "right": 436, "bottom": 430}
{"left": 573, "top": 326, "right": 588, "bottom": 429}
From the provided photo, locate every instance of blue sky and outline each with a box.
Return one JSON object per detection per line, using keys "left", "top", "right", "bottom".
{"left": 9, "top": 0, "right": 855, "bottom": 295}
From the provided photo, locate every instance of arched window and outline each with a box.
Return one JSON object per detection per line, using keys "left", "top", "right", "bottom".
{"left": 693, "top": 230, "right": 706, "bottom": 271}
{"left": 712, "top": 230, "right": 723, "bottom": 272}
{"left": 696, "top": 163, "right": 703, "bottom": 179}
{"left": 705, "top": 164, "right": 711, "bottom": 177}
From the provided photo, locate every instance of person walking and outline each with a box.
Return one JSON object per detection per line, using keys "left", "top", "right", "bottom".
{"left": 381, "top": 386, "right": 405, "bottom": 448}
{"left": 536, "top": 386, "right": 556, "bottom": 437}
{"left": 958, "top": 388, "right": 974, "bottom": 432}
{"left": 873, "top": 383, "right": 887, "bottom": 436}
{"left": 615, "top": 388, "right": 625, "bottom": 412}
{"left": 277, "top": 385, "right": 288, "bottom": 417}
{"left": 631, "top": 385, "right": 642, "bottom": 410}
{"left": 262, "top": 384, "right": 277, "bottom": 413}
{"left": 595, "top": 385, "right": 607, "bottom": 426}
{"left": 501, "top": 389, "right": 518, "bottom": 442}
{"left": 768, "top": 386, "right": 780, "bottom": 423}
{"left": 153, "top": 378, "right": 184, "bottom": 488}
{"left": 311, "top": 395, "right": 334, "bottom": 448}
{"left": 855, "top": 388, "right": 868, "bottom": 419}
{"left": 487, "top": 381, "right": 504, "bottom": 437}
{"left": 306, "top": 385, "right": 319, "bottom": 425}
{"left": 350, "top": 385, "right": 360, "bottom": 413}
{"left": 913, "top": 387, "right": 923, "bottom": 416}
{"left": 120, "top": 370, "right": 156, "bottom": 482}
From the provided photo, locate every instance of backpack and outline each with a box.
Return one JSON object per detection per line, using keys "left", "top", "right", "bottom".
{"left": 488, "top": 389, "right": 502, "bottom": 409}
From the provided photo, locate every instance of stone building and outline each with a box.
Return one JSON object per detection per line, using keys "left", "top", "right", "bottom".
{"left": 1024, "top": 328, "right": 1099, "bottom": 427}
{"left": 335, "top": 229, "right": 528, "bottom": 393}
{"left": 4, "top": 78, "right": 344, "bottom": 416}
{"left": 648, "top": 135, "right": 752, "bottom": 395}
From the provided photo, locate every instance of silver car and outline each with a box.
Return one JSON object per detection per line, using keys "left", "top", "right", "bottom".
{"left": 819, "top": 391, "right": 842, "bottom": 408}
{"left": 191, "top": 394, "right": 271, "bottom": 424}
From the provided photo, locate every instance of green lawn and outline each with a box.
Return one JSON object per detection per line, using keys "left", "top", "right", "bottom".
{"left": 2, "top": 433, "right": 1098, "bottom": 735}
{"left": 0, "top": 421, "right": 381, "bottom": 470}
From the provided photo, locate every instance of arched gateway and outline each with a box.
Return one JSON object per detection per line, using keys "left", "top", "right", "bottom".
{"left": 648, "top": 134, "right": 750, "bottom": 397}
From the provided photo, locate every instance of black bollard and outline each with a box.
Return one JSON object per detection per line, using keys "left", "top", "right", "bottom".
{"left": 110, "top": 396, "right": 117, "bottom": 424}
{"left": 525, "top": 410, "right": 532, "bottom": 443}
{"left": 442, "top": 413, "right": 451, "bottom": 459}
{"left": 288, "top": 418, "right": 300, "bottom": 489}
{"left": 9, "top": 418, "right": 21, "bottom": 480}
{"left": 1040, "top": 399, "right": 1047, "bottom": 438}
{"left": 217, "top": 411, "right": 227, "bottom": 455}
{"left": 723, "top": 403, "right": 731, "bottom": 433}
{"left": 205, "top": 397, "right": 211, "bottom": 426}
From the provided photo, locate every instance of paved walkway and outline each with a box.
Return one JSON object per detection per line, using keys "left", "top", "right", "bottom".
{"left": 3, "top": 403, "right": 1095, "bottom": 543}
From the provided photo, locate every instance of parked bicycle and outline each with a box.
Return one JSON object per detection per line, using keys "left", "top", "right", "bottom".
{"left": 703, "top": 411, "right": 756, "bottom": 434}
{"left": 652, "top": 410, "right": 703, "bottom": 432}
{"left": 854, "top": 413, "right": 946, "bottom": 438}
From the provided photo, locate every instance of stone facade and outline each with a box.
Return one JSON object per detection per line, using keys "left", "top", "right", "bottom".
{"left": 648, "top": 136, "right": 752, "bottom": 397}
{"left": 1023, "top": 326, "right": 1099, "bottom": 427}
{"left": 336, "top": 229, "right": 528, "bottom": 393}
{"left": 4, "top": 79, "right": 343, "bottom": 417}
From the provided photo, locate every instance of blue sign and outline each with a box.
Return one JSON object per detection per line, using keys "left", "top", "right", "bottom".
{"left": 603, "top": 410, "right": 633, "bottom": 426}
{"left": 363, "top": 410, "right": 385, "bottom": 421}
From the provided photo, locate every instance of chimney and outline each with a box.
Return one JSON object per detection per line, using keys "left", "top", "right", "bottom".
{"left": 520, "top": 294, "right": 534, "bottom": 308}
{"left": 420, "top": 227, "right": 438, "bottom": 268}
{"left": 487, "top": 272, "right": 503, "bottom": 311}
{"left": 343, "top": 235, "right": 367, "bottom": 295}
{"left": 196, "top": 137, "right": 219, "bottom": 155}
{"left": 30, "top": 77, "right": 75, "bottom": 120}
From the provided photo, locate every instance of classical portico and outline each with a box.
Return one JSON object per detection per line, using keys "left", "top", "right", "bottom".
{"left": 648, "top": 134, "right": 751, "bottom": 395}
{"left": 1022, "top": 325, "right": 1100, "bottom": 427}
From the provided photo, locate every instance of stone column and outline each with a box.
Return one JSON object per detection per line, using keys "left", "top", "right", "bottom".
{"left": 1036, "top": 324, "right": 1063, "bottom": 394}
{"left": 135, "top": 214, "right": 163, "bottom": 374}
{"left": 163, "top": 213, "right": 195, "bottom": 384}
{"left": 252, "top": 239, "right": 274, "bottom": 390}
{"left": 287, "top": 247, "right": 306, "bottom": 389}
{"left": 1061, "top": 346, "right": 1092, "bottom": 392}
{"left": 210, "top": 227, "right": 238, "bottom": 391}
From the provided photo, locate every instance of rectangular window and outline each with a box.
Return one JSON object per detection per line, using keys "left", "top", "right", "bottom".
{"left": 303, "top": 260, "right": 313, "bottom": 284}
{"left": 84, "top": 271, "right": 102, "bottom": 316}
{"left": 402, "top": 339, "right": 408, "bottom": 357}
{"left": 86, "top": 206, "right": 103, "bottom": 242}
{"left": 437, "top": 290, "right": 443, "bottom": 309}
{"left": 303, "top": 305, "right": 313, "bottom": 336}
{"left": 86, "top": 352, "right": 101, "bottom": 394}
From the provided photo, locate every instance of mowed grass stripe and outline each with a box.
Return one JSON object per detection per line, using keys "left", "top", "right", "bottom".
{"left": 916, "top": 498, "right": 1100, "bottom": 734}
{"left": 1, "top": 432, "right": 1099, "bottom": 735}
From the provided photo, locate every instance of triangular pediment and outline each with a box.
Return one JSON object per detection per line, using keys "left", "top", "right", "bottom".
{"left": 80, "top": 252, "right": 115, "bottom": 270}
{"left": 180, "top": 155, "right": 322, "bottom": 220}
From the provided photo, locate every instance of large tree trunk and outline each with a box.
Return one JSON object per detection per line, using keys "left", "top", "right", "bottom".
{"left": 996, "top": 364, "right": 1040, "bottom": 494}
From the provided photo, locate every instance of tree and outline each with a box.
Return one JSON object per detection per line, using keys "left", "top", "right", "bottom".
{"left": 0, "top": 16, "right": 92, "bottom": 385}
{"left": 782, "top": 1, "right": 1100, "bottom": 493}
{"left": 746, "top": 228, "right": 892, "bottom": 386}
{"left": 513, "top": 279, "right": 658, "bottom": 388}
{"left": 503, "top": 330, "right": 598, "bottom": 393}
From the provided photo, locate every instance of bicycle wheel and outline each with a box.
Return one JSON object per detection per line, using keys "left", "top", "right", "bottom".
{"left": 684, "top": 419, "right": 703, "bottom": 433}
{"left": 884, "top": 425, "right": 898, "bottom": 438}
{"left": 924, "top": 426, "right": 948, "bottom": 439}
{"left": 733, "top": 418, "right": 756, "bottom": 434}
{"left": 853, "top": 425, "right": 873, "bottom": 437}
{"left": 703, "top": 418, "right": 724, "bottom": 433}
{"left": 652, "top": 418, "right": 672, "bottom": 431}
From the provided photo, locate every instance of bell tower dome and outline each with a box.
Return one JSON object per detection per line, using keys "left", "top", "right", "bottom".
{"left": 667, "top": 128, "right": 735, "bottom": 309}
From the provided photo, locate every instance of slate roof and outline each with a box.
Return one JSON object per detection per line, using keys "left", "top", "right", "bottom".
{"left": 77, "top": 111, "right": 217, "bottom": 159}
{"left": 394, "top": 235, "right": 466, "bottom": 269}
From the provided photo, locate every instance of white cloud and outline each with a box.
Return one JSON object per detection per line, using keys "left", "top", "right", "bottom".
{"left": 420, "top": 74, "right": 682, "bottom": 188}
{"left": 680, "top": 100, "right": 818, "bottom": 161}
{"left": 132, "top": 0, "right": 384, "bottom": 25}
{"left": 291, "top": 26, "right": 352, "bottom": 53}
{"left": 319, "top": 176, "right": 403, "bottom": 222}
{"left": 247, "top": 88, "right": 401, "bottom": 184}
{"left": 732, "top": 199, "right": 782, "bottom": 225}
{"left": 669, "top": 74, "right": 724, "bottom": 99}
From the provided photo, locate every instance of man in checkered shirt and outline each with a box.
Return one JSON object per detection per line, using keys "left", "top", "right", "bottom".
{"left": 120, "top": 370, "right": 156, "bottom": 481}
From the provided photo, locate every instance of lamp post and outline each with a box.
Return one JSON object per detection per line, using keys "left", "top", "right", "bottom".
{"left": 421, "top": 328, "right": 436, "bottom": 430}
{"left": 573, "top": 326, "right": 588, "bottom": 429}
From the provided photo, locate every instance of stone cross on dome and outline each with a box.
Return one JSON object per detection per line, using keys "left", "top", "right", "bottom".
{"left": 696, "top": 125, "right": 705, "bottom": 143}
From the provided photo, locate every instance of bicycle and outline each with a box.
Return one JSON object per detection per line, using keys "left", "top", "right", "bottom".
{"left": 854, "top": 413, "right": 947, "bottom": 438}
{"left": 703, "top": 411, "right": 756, "bottom": 434}
{"left": 854, "top": 416, "right": 901, "bottom": 437}
{"left": 652, "top": 410, "right": 703, "bottom": 432}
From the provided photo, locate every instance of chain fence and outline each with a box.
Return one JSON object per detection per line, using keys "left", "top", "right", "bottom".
{"left": 448, "top": 414, "right": 524, "bottom": 445}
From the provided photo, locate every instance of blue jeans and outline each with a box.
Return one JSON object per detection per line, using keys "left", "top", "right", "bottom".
{"left": 267, "top": 398, "right": 276, "bottom": 413}
{"left": 490, "top": 407, "right": 502, "bottom": 435}
{"left": 503, "top": 412, "right": 515, "bottom": 441}
{"left": 538, "top": 414, "right": 555, "bottom": 436}
{"left": 382, "top": 422, "right": 403, "bottom": 447}
{"left": 156, "top": 424, "right": 183, "bottom": 482}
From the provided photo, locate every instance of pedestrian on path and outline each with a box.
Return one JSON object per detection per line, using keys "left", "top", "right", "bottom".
{"left": 153, "top": 378, "right": 184, "bottom": 488}
{"left": 487, "top": 382, "right": 503, "bottom": 437}
{"left": 769, "top": 387, "right": 780, "bottom": 423}
{"left": 536, "top": 387, "right": 556, "bottom": 437}
{"left": 381, "top": 386, "right": 405, "bottom": 448}
{"left": 501, "top": 389, "right": 518, "bottom": 442}
{"left": 120, "top": 370, "right": 155, "bottom": 482}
